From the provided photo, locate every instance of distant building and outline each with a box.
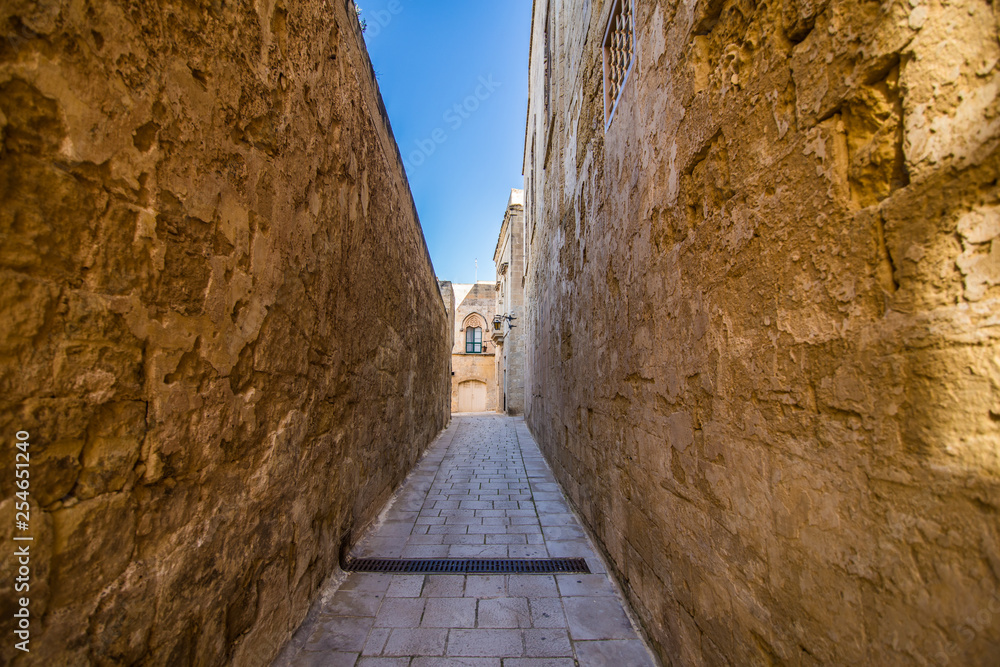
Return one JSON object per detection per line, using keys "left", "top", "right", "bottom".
{"left": 492, "top": 189, "right": 526, "bottom": 415}
{"left": 438, "top": 280, "right": 497, "bottom": 412}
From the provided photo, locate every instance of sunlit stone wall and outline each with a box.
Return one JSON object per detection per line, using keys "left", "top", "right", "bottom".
{"left": 523, "top": 0, "right": 1000, "bottom": 663}
{"left": 0, "top": 0, "right": 450, "bottom": 664}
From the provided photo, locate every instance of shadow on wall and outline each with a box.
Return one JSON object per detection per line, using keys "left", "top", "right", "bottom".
{"left": 0, "top": 0, "right": 449, "bottom": 664}
{"left": 520, "top": 0, "right": 1000, "bottom": 664}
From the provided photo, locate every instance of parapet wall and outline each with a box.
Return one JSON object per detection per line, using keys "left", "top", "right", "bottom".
{"left": 0, "top": 0, "right": 449, "bottom": 664}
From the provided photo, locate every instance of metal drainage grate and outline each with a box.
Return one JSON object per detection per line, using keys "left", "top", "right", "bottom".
{"left": 345, "top": 558, "right": 590, "bottom": 574}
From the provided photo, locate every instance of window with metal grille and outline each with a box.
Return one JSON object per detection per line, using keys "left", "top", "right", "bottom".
{"left": 603, "top": 0, "right": 635, "bottom": 128}
{"left": 544, "top": 2, "right": 552, "bottom": 113}
{"left": 466, "top": 327, "right": 482, "bottom": 353}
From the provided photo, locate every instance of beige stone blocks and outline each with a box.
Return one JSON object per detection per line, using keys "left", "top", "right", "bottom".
{"left": 522, "top": 0, "right": 1000, "bottom": 664}
{"left": 0, "top": 1, "right": 449, "bottom": 663}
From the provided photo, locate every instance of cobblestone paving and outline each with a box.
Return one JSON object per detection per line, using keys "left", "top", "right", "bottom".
{"left": 274, "top": 414, "right": 657, "bottom": 667}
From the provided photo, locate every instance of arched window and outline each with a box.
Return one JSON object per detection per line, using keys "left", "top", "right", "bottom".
{"left": 465, "top": 325, "right": 483, "bottom": 353}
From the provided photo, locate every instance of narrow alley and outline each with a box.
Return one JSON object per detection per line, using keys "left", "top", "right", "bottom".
{"left": 3, "top": 0, "right": 999, "bottom": 664}
{"left": 273, "top": 415, "right": 657, "bottom": 666}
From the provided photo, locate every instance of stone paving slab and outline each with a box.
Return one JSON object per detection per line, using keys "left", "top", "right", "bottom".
{"left": 273, "top": 415, "right": 657, "bottom": 667}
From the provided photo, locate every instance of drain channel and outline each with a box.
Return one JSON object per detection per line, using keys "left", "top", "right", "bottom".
{"left": 345, "top": 558, "right": 590, "bottom": 574}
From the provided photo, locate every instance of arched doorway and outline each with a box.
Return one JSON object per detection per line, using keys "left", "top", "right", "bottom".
{"left": 457, "top": 380, "right": 488, "bottom": 412}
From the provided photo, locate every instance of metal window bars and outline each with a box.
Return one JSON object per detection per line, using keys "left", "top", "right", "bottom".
{"left": 604, "top": 0, "right": 634, "bottom": 125}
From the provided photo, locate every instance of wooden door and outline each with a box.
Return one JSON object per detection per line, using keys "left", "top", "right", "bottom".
{"left": 457, "top": 380, "right": 487, "bottom": 412}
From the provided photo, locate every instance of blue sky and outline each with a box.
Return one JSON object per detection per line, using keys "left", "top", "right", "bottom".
{"left": 360, "top": 1, "right": 532, "bottom": 284}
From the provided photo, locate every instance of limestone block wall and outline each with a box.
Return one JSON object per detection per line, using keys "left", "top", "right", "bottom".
{"left": 0, "top": 0, "right": 450, "bottom": 664}
{"left": 451, "top": 282, "right": 500, "bottom": 355}
{"left": 439, "top": 280, "right": 457, "bottom": 352}
{"left": 496, "top": 194, "right": 527, "bottom": 416}
{"left": 524, "top": 0, "right": 1000, "bottom": 664}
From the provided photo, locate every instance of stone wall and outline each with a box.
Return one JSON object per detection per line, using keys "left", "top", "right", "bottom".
{"left": 495, "top": 190, "right": 527, "bottom": 415}
{"left": 451, "top": 283, "right": 499, "bottom": 355}
{"left": 439, "top": 280, "right": 457, "bottom": 353}
{"left": 0, "top": 0, "right": 450, "bottom": 664}
{"left": 524, "top": 0, "right": 1000, "bottom": 664}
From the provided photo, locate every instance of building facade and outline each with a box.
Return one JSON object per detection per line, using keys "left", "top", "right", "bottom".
{"left": 439, "top": 281, "right": 498, "bottom": 413}
{"left": 493, "top": 189, "right": 526, "bottom": 415}
{"left": 523, "top": 0, "right": 1000, "bottom": 665}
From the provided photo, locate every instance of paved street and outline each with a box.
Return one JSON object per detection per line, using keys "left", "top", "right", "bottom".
{"left": 273, "top": 414, "right": 657, "bottom": 666}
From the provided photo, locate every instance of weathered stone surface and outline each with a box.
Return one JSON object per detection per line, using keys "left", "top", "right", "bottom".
{"left": 494, "top": 189, "right": 527, "bottom": 416}
{"left": 523, "top": 0, "right": 1000, "bottom": 664}
{"left": 0, "top": 0, "right": 449, "bottom": 664}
